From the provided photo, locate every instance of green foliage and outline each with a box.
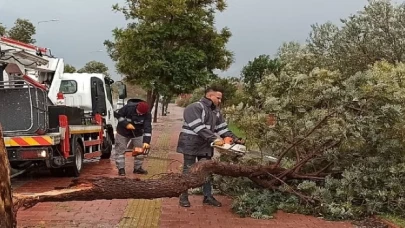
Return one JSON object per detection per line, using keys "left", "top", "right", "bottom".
{"left": 227, "top": 122, "right": 245, "bottom": 139}
{"left": 105, "top": 0, "right": 233, "bottom": 96}
{"left": 213, "top": 158, "right": 311, "bottom": 219}
{"left": 64, "top": 64, "right": 76, "bottom": 73}
{"left": 308, "top": 0, "right": 405, "bottom": 75}
{"left": 231, "top": 189, "right": 312, "bottom": 219}
{"left": 77, "top": 61, "right": 110, "bottom": 77}
{"left": 7, "top": 18, "right": 36, "bottom": 43}
{"left": 240, "top": 55, "right": 282, "bottom": 107}
{"left": 227, "top": 59, "right": 405, "bottom": 220}
{"left": 227, "top": 2, "right": 405, "bottom": 217}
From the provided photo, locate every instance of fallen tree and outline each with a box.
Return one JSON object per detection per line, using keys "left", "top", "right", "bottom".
{"left": 12, "top": 125, "right": 342, "bottom": 215}
{"left": 13, "top": 160, "right": 316, "bottom": 211}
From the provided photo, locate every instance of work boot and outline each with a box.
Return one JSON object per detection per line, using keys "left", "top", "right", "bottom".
{"left": 118, "top": 168, "right": 126, "bottom": 176}
{"left": 203, "top": 196, "right": 222, "bottom": 207}
{"left": 179, "top": 193, "right": 190, "bottom": 207}
{"left": 133, "top": 167, "right": 148, "bottom": 175}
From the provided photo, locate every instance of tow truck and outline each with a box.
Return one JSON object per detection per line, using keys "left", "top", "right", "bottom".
{"left": 0, "top": 37, "right": 128, "bottom": 177}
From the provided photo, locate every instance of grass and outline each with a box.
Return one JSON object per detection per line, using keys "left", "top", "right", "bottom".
{"left": 228, "top": 121, "right": 246, "bottom": 139}
{"left": 380, "top": 214, "right": 405, "bottom": 228}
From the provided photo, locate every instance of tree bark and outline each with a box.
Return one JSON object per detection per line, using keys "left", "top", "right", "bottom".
{"left": 146, "top": 89, "right": 153, "bottom": 109}
{"left": 153, "top": 93, "right": 159, "bottom": 123}
{"left": 161, "top": 99, "right": 166, "bottom": 116}
{"left": 0, "top": 124, "right": 15, "bottom": 228}
{"left": 13, "top": 161, "right": 289, "bottom": 210}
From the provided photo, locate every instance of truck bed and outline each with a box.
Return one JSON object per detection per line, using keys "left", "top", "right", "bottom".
{"left": 0, "top": 82, "right": 49, "bottom": 136}
{"left": 4, "top": 125, "right": 102, "bottom": 147}
{"left": 4, "top": 133, "right": 61, "bottom": 147}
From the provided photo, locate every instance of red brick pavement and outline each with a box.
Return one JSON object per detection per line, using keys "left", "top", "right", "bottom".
{"left": 14, "top": 124, "right": 165, "bottom": 228}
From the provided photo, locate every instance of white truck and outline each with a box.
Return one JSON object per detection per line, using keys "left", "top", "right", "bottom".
{"left": 0, "top": 37, "right": 128, "bottom": 177}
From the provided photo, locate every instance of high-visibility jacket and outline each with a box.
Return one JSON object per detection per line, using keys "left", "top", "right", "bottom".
{"left": 176, "top": 97, "right": 239, "bottom": 157}
{"left": 115, "top": 101, "right": 152, "bottom": 144}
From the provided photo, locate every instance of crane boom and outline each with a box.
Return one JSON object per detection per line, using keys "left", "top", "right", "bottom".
{"left": 0, "top": 36, "right": 50, "bottom": 90}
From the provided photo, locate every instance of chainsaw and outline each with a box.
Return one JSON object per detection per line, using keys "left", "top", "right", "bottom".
{"left": 131, "top": 147, "right": 150, "bottom": 157}
{"left": 212, "top": 137, "right": 248, "bottom": 157}
{"left": 126, "top": 131, "right": 151, "bottom": 157}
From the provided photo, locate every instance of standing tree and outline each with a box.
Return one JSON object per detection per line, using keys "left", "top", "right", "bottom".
{"left": 7, "top": 19, "right": 36, "bottom": 44}
{"left": 241, "top": 55, "right": 282, "bottom": 91}
{"left": 0, "top": 125, "right": 14, "bottom": 228}
{"left": 77, "top": 61, "right": 110, "bottom": 77}
{"left": 64, "top": 64, "right": 77, "bottom": 73}
{"left": 104, "top": 0, "right": 234, "bottom": 116}
{"left": 240, "top": 55, "right": 283, "bottom": 107}
{"left": 0, "top": 23, "right": 6, "bottom": 36}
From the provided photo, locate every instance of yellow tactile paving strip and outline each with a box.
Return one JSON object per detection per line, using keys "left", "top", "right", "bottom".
{"left": 119, "top": 128, "right": 170, "bottom": 228}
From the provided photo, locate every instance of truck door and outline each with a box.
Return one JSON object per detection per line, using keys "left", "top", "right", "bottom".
{"left": 90, "top": 77, "right": 107, "bottom": 116}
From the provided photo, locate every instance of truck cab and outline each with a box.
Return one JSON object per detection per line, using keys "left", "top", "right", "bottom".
{"left": 51, "top": 72, "right": 117, "bottom": 145}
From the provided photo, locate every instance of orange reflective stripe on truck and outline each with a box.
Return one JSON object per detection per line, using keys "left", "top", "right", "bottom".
{"left": 4, "top": 136, "right": 54, "bottom": 147}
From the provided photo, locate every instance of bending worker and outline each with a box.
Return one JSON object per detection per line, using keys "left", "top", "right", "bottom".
{"left": 114, "top": 99, "right": 152, "bottom": 176}
{"left": 176, "top": 86, "right": 245, "bottom": 207}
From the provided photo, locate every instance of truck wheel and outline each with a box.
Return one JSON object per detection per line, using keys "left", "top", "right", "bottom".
{"left": 66, "top": 141, "right": 84, "bottom": 177}
{"left": 100, "top": 131, "right": 113, "bottom": 159}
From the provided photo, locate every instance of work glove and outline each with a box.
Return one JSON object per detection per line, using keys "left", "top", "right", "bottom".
{"left": 143, "top": 143, "right": 151, "bottom": 149}
{"left": 211, "top": 138, "right": 225, "bottom": 147}
{"left": 224, "top": 137, "right": 233, "bottom": 144}
{"left": 126, "top": 123, "right": 135, "bottom": 130}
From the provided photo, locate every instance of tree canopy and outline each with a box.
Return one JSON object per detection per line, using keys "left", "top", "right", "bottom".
{"left": 77, "top": 61, "right": 110, "bottom": 77}
{"left": 64, "top": 64, "right": 77, "bottom": 73}
{"left": 104, "top": 0, "right": 233, "bottom": 96}
{"left": 7, "top": 19, "right": 36, "bottom": 44}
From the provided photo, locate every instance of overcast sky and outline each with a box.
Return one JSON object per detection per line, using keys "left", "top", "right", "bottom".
{"left": 1, "top": 0, "right": 368, "bottom": 81}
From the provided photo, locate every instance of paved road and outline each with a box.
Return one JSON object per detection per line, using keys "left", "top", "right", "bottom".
{"left": 12, "top": 104, "right": 354, "bottom": 228}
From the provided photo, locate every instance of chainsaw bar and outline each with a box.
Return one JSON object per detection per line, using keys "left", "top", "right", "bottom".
{"left": 213, "top": 144, "right": 247, "bottom": 156}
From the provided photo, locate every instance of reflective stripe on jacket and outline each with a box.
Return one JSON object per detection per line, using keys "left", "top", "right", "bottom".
{"left": 115, "top": 102, "right": 152, "bottom": 144}
{"left": 176, "top": 97, "right": 238, "bottom": 156}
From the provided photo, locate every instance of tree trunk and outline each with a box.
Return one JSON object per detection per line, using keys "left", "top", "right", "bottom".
{"left": 0, "top": 124, "right": 15, "bottom": 228}
{"left": 161, "top": 99, "right": 165, "bottom": 116}
{"left": 147, "top": 89, "right": 158, "bottom": 113}
{"left": 146, "top": 89, "right": 153, "bottom": 110}
{"left": 12, "top": 159, "right": 323, "bottom": 216}
{"left": 14, "top": 161, "right": 284, "bottom": 208}
{"left": 153, "top": 93, "right": 159, "bottom": 123}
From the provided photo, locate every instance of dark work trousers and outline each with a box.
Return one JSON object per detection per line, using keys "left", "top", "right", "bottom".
{"left": 182, "top": 154, "right": 213, "bottom": 197}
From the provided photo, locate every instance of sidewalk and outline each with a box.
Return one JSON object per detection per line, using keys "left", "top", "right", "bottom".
{"left": 14, "top": 103, "right": 354, "bottom": 228}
